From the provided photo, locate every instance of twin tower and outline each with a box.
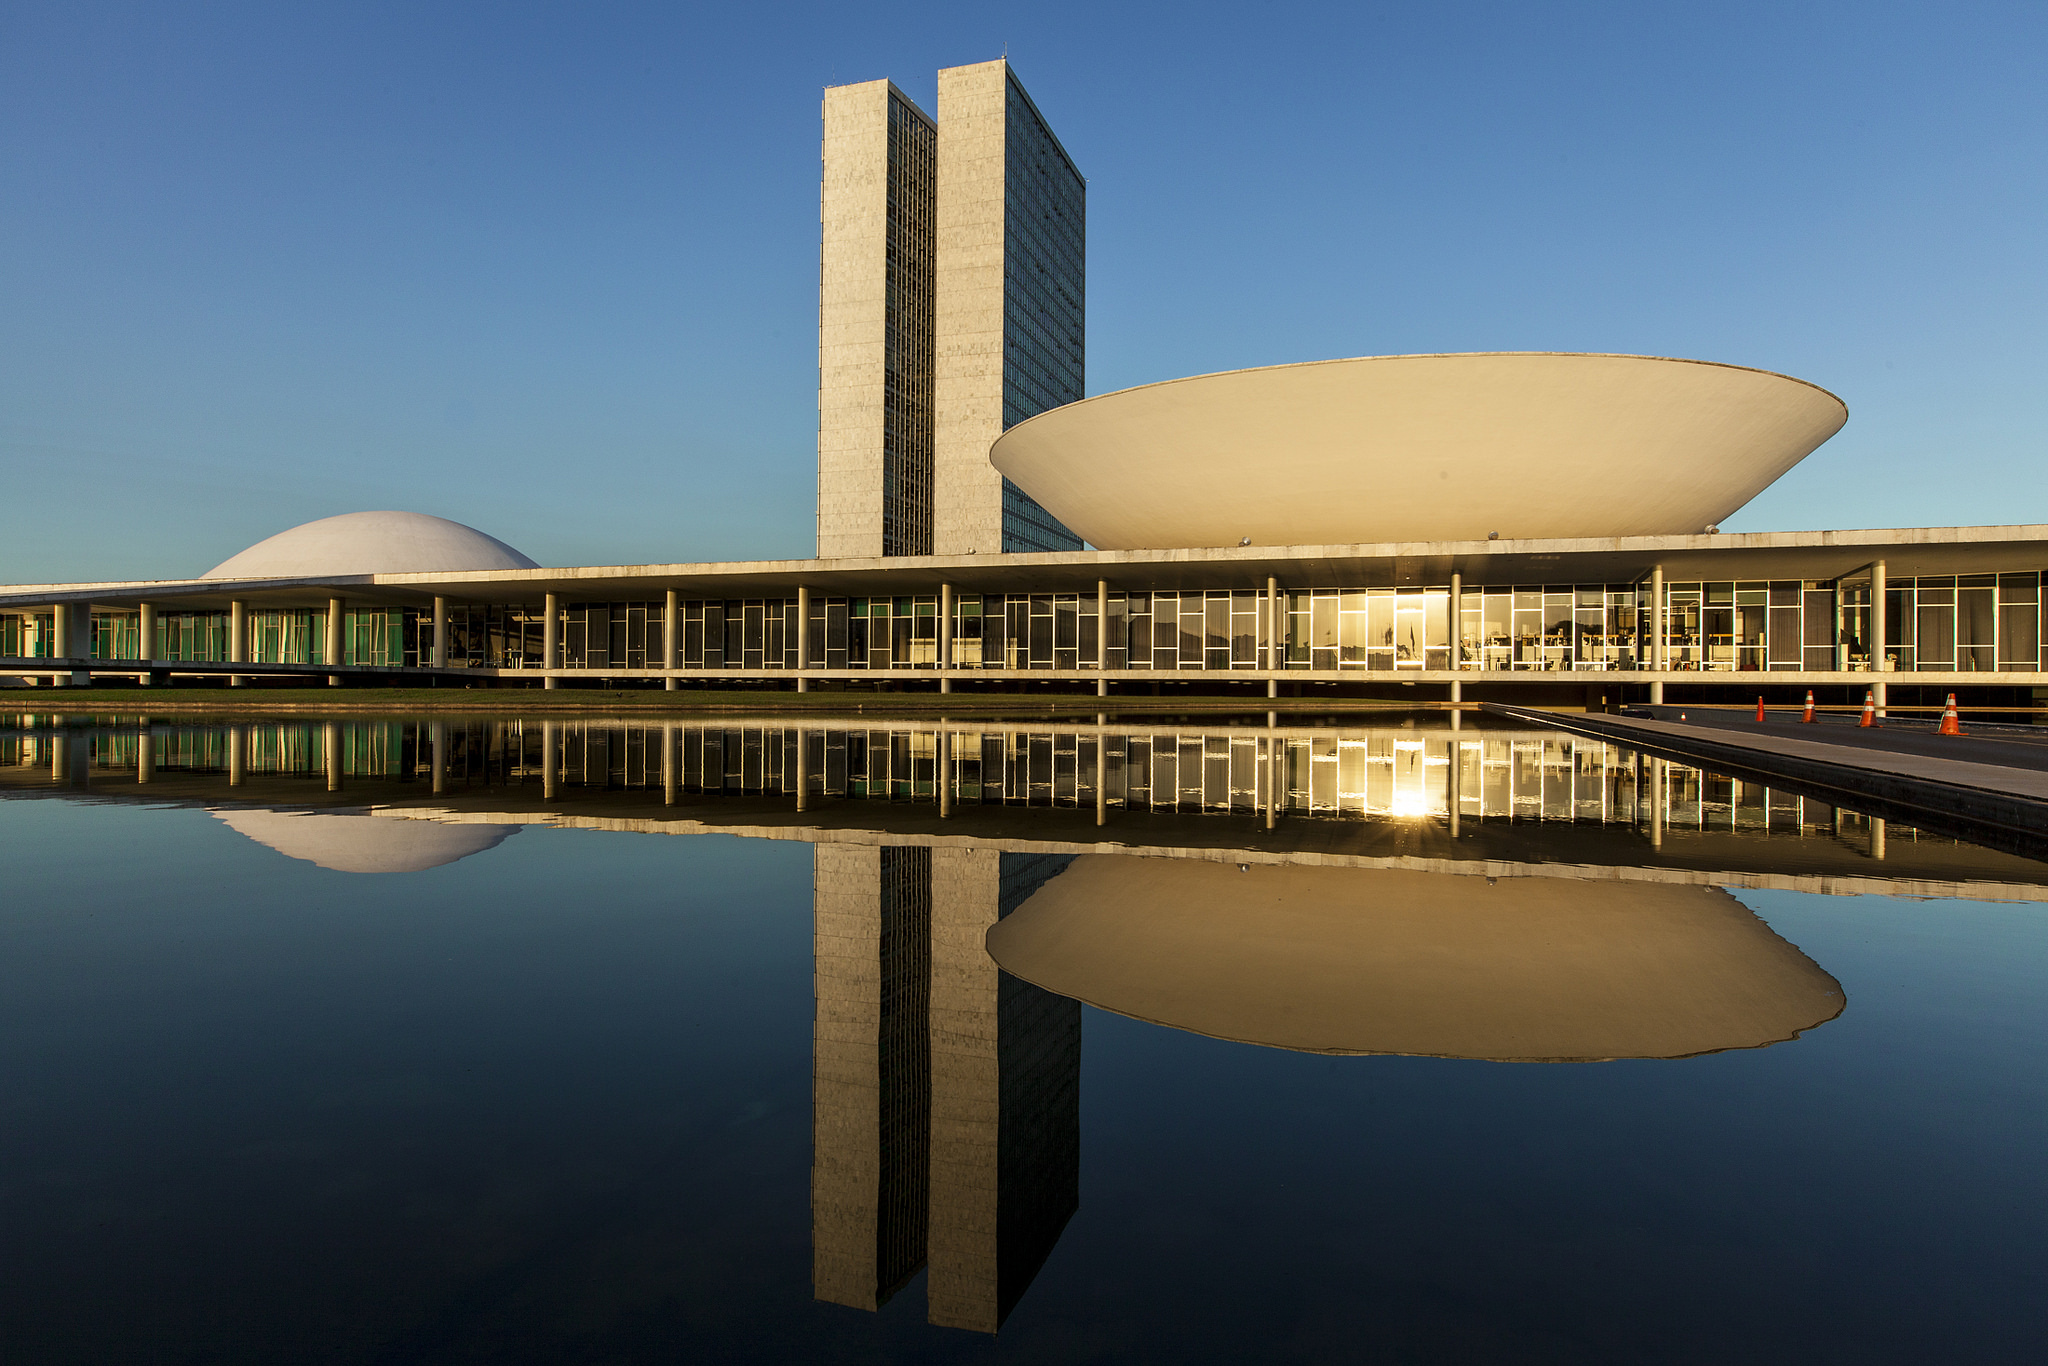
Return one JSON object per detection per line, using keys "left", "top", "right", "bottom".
{"left": 818, "top": 59, "right": 1085, "bottom": 559}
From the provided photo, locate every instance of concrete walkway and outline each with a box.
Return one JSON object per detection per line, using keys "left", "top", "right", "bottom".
{"left": 1484, "top": 704, "right": 2048, "bottom": 848}
{"left": 1632, "top": 705, "right": 2048, "bottom": 775}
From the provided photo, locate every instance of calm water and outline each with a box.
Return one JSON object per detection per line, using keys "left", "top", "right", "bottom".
{"left": 3, "top": 712, "right": 2046, "bottom": 1363}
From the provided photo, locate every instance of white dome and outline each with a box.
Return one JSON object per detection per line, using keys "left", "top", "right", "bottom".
{"left": 202, "top": 510, "right": 539, "bottom": 579}
{"left": 213, "top": 808, "right": 518, "bottom": 873}
{"left": 990, "top": 352, "right": 1849, "bottom": 548}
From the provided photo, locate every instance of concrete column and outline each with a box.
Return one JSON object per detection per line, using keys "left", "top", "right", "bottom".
{"left": 664, "top": 590, "right": 679, "bottom": 692}
{"left": 430, "top": 721, "right": 447, "bottom": 795}
{"left": 662, "top": 722, "right": 676, "bottom": 805}
{"left": 1265, "top": 575, "right": 1279, "bottom": 678}
{"left": 1649, "top": 564, "right": 1665, "bottom": 705}
{"left": 138, "top": 601, "right": 156, "bottom": 685}
{"left": 1871, "top": 560, "right": 1888, "bottom": 710}
{"left": 324, "top": 723, "right": 341, "bottom": 792}
{"left": 69, "top": 602, "right": 92, "bottom": 687}
{"left": 229, "top": 599, "right": 247, "bottom": 687}
{"left": 542, "top": 593, "right": 559, "bottom": 690}
{"left": 432, "top": 597, "right": 447, "bottom": 669}
{"left": 796, "top": 586, "right": 811, "bottom": 694}
{"left": 228, "top": 726, "right": 245, "bottom": 786}
{"left": 51, "top": 604, "right": 70, "bottom": 688}
{"left": 326, "top": 596, "right": 344, "bottom": 686}
{"left": 137, "top": 729, "right": 155, "bottom": 785}
{"left": 1450, "top": 572, "right": 1463, "bottom": 672}
{"left": 1450, "top": 677, "right": 1462, "bottom": 730}
{"left": 541, "top": 720, "right": 558, "bottom": 799}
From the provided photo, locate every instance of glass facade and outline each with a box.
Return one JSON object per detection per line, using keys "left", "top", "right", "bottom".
{"left": 997, "top": 73, "right": 1084, "bottom": 555}
{"left": 882, "top": 90, "right": 936, "bottom": 557}
{"left": 0, "top": 717, "right": 1958, "bottom": 845}
{"left": 5, "top": 571, "right": 2042, "bottom": 676}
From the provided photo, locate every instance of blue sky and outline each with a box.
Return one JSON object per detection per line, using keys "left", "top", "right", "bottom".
{"left": 3, "top": 1, "right": 2043, "bottom": 581}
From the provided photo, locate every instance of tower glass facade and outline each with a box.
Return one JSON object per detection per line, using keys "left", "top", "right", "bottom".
{"left": 996, "top": 73, "right": 1085, "bottom": 553}
{"left": 882, "top": 96, "right": 936, "bottom": 556}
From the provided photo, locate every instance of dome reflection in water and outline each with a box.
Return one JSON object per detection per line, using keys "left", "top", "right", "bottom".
{"left": 987, "top": 858, "right": 1844, "bottom": 1062}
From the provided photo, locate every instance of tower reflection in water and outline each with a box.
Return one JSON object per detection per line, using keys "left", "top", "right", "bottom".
{"left": 12, "top": 715, "right": 2038, "bottom": 1337}
{"left": 812, "top": 844, "right": 1079, "bottom": 1333}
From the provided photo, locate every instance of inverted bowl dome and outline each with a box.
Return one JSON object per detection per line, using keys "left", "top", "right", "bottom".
{"left": 989, "top": 353, "right": 1848, "bottom": 549}
{"left": 985, "top": 857, "right": 1844, "bottom": 1061}
{"left": 213, "top": 808, "right": 517, "bottom": 873}
{"left": 202, "top": 510, "right": 539, "bottom": 579}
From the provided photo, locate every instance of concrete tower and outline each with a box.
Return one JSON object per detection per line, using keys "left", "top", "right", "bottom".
{"left": 817, "top": 60, "right": 1085, "bottom": 560}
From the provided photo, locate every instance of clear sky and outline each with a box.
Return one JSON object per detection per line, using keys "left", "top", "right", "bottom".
{"left": 3, "top": 1, "right": 2044, "bottom": 582}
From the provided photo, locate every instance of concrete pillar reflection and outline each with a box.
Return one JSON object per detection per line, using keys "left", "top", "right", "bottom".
{"left": 541, "top": 721, "right": 557, "bottom": 799}
{"left": 1650, "top": 756, "right": 1664, "bottom": 850}
{"left": 1093, "top": 730, "right": 1106, "bottom": 827}
{"left": 795, "top": 727, "right": 808, "bottom": 813}
{"left": 326, "top": 596, "right": 345, "bottom": 686}
{"left": 1265, "top": 731, "right": 1279, "bottom": 830}
{"left": 324, "top": 723, "right": 341, "bottom": 792}
{"left": 1870, "top": 817, "right": 1886, "bottom": 861}
{"left": 432, "top": 597, "right": 447, "bottom": 669}
{"left": 430, "top": 721, "right": 447, "bottom": 795}
{"left": 1448, "top": 737, "right": 1461, "bottom": 839}
{"left": 228, "top": 726, "right": 245, "bottom": 787}
{"left": 50, "top": 732, "right": 68, "bottom": 782}
{"left": 937, "top": 729, "right": 951, "bottom": 819}
{"left": 542, "top": 593, "right": 559, "bottom": 690}
{"left": 1449, "top": 677, "right": 1462, "bottom": 730}
{"left": 137, "top": 728, "right": 154, "bottom": 785}
{"left": 662, "top": 723, "right": 676, "bottom": 806}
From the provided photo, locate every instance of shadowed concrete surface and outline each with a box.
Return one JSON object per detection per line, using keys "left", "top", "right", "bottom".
{"left": 986, "top": 857, "right": 1844, "bottom": 1061}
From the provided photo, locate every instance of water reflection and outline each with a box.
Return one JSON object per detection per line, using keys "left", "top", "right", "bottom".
{"left": 989, "top": 859, "right": 1843, "bottom": 1060}
{"left": 814, "top": 845, "right": 1078, "bottom": 1331}
{"left": 213, "top": 807, "right": 517, "bottom": 872}
{"left": 3, "top": 713, "right": 2047, "bottom": 1345}
{"left": 7, "top": 713, "right": 2047, "bottom": 897}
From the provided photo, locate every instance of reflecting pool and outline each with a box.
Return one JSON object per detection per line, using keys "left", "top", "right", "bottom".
{"left": 3, "top": 712, "right": 2046, "bottom": 1363}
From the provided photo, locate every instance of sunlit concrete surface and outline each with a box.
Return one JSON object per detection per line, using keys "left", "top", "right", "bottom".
{"left": 990, "top": 352, "right": 1848, "bottom": 549}
{"left": 985, "top": 856, "right": 1844, "bottom": 1060}
{"left": 202, "top": 511, "right": 539, "bottom": 580}
{"left": 211, "top": 806, "right": 518, "bottom": 872}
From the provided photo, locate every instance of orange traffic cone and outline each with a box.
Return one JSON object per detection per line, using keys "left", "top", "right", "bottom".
{"left": 1859, "top": 690, "right": 1877, "bottom": 728}
{"left": 1756, "top": 696, "right": 1767, "bottom": 722}
{"left": 1802, "top": 690, "right": 1816, "bottom": 723}
{"left": 1939, "top": 693, "right": 1967, "bottom": 737}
